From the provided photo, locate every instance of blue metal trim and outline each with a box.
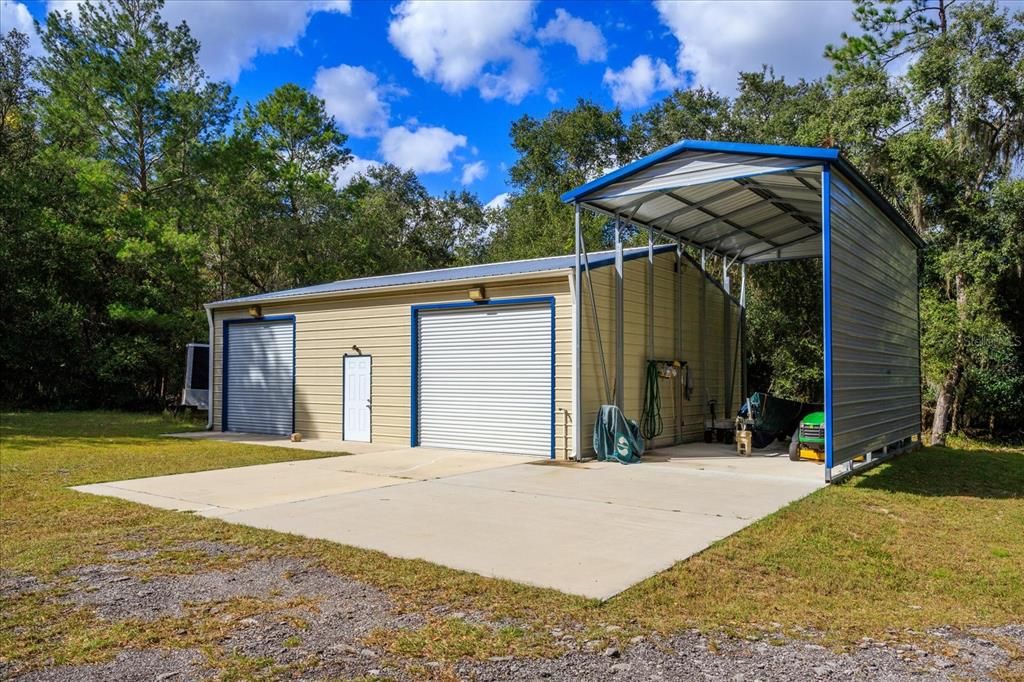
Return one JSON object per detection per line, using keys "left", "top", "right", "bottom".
{"left": 221, "top": 315, "right": 297, "bottom": 434}
{"left": 821, "top": 164, "right": 834, "bottom": 478}
{"left": 550, "top": 299, "right": 556, "bottom": 459}
{"left": 409, "top": 296, "right": 558, "bottom": 457}
{"left": 559, "top": 140, "right": 839, "bottom": 204}
{"left": 410, "top": 312, "right": 418, "bottom": 446}
{"left": 559, "top": 139, "right": 922, "bottom": 250}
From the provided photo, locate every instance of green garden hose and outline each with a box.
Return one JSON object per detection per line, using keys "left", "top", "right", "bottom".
{"left": 640, "top": 360, "right": 663, "bottom": 440}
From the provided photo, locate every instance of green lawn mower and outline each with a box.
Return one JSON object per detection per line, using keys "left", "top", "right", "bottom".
{"left": 788, "top": 411, "right": 826, "bottom": 462}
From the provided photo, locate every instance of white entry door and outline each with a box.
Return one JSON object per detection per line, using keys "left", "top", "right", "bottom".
{"left": 344, "top": 355, "right": 372, "bottom": 441}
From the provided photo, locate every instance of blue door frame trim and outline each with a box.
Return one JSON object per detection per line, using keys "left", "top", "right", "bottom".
{"left": 410, "top": 296, "right": 557, "bottom": 458}
{"left": 821, "top": 163, "right": 834, "bottom": 478}
{"left": 222, "top": 315, "right": 296, "bottom": 435}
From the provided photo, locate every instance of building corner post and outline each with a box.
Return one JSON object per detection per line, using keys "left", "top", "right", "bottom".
{"left": 822, "top": 163, "right": 834, "bottom": 479}
{"left": 739, "top": 263, "right": 747, "bottom": 406}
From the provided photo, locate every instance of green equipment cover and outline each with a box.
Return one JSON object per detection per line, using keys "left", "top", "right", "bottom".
{"left": 593, "top": 404, "right": 645, "bottom": 464}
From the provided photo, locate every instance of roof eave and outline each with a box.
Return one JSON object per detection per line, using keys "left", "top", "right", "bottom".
{"left": 559, "top": 140, "right": 841, "bottom": 204}
{"left": 560, "top": 140, "right": 924, "bottom": 252}
{"left": 204, "top": 268, "right": 575, "bottom": 311}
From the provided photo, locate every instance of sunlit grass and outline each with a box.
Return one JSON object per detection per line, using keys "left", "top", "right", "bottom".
{"left": 2, "top": 411, "right": 1021, "bottom": 673}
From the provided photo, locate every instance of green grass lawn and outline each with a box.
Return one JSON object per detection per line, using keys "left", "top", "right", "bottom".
{"left": 2, "top": 411, "right": 1022, "bottom": 673}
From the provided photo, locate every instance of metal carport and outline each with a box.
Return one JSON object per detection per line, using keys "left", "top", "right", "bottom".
{"left": 562, "top": 141, "right": 925, "bottom": 482}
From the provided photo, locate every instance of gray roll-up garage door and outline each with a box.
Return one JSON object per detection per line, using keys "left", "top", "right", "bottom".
{"left": 225, "top": 319, "right": 294, "bottom": 435}
{"left": 417, "top": 303, "right": 552, "bottom": 456}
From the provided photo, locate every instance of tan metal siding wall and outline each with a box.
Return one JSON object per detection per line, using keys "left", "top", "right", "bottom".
{"left": 212, "top": 277, "right": 573, "bottom": 454}
{"left": 681, "top": 260, "right": 741, "bottom": 441}
{"left": 580, "top": 251, "right": 739, "bottom": 453}
{"left": 829, "top": 174, "right": 920, "bottom": 463}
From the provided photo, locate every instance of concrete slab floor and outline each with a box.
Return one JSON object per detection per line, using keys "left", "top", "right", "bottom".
{"left": 73, "top": 439, "right": 826, "bottom": 600}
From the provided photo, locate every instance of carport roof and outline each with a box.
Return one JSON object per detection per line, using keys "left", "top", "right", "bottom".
{"left": 207, "top": 243, "right": 676, "bottom": 308}
{"left": 561, "top": 140, "right": 922, "bottom": 264}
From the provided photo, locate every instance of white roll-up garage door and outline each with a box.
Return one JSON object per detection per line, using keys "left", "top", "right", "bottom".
{"left": 225, "top": 318, "right": 294, "bottom": 435}
{"left": 417, "top": 303, "right": 552, "bottom": 456}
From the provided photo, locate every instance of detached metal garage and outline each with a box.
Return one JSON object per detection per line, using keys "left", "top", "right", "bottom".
{"left": 204, "top": 140, "right": 923, "bottom": 483}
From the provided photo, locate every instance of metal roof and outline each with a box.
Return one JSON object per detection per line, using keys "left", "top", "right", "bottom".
{"left": 207, "top": 244, "right": 677, "bottom": 308}
{"left": 561, "top": 140, "right": 922, "bottom": 264}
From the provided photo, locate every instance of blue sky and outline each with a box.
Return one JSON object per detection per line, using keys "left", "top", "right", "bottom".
{"left": 4, "top": 0, "right": 862, "bottom": 206}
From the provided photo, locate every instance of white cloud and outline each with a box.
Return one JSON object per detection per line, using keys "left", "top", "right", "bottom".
{"left": 602, "top": 55, "right": 683, "bottom": 109}
{"left": 47, "top": 0, "right": 352, "bottom": 83}
{"left": 379, "top": 125, "right": 467, "bottom": 174}
{"left": 1, "top": 1, "right": 42, "bottom": 55}
{"left": 485, "top": 192, "right": 511, "bottom": 210}
{"left": 653, "top": 0, "right": 856, "bottom": 95}
{"left": 537, "top": 8, "right": 606, "bottom": 63}
{"left": 460, "top": 160, "right": 487, "bottom": 185}
{"left": 545, "top": 87, "right": 560, "bottom": 104}
{"left": 313, "top": 64, "right": 405, "bottom": 138}
{"left": 334, "top": 155, "right": 382, "bottom": 188}
{"left": 165, "top": 0, "right": 350, "bottom": 82}
{"left": 387, "top": 0, "right": 541, "bottom": 103}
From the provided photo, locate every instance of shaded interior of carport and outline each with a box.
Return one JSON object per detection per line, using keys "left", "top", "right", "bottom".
{"left": 562, "top": 141, "right": 925, "bottom": 482}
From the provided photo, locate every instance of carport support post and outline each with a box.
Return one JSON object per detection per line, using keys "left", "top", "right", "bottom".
{"left": 740, "top": 264, "right": 748, "bottom": 405}
{"left": 573, "top": 203, "right": 582, "bottom": 461}
{"left": 614, "top": 218, "right": 624, "bottom": 410}
{"left": 676, "top": 239, "right": 685, "bottom": 442}
{"left": 647, "top": 226, "right": 655, "bottom": 361}
{"left": 821, "top": 163, "right": 834, "bottom": 482}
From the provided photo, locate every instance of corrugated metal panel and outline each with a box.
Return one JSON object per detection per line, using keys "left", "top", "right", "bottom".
{"left": 829, "top": 174, "right": 920, "bottom": 464}
{"left": 584, "top": 152, "right": 813, "bottom": 200}
{"left": 225, "top": 319, "right": 294, "bottom": 435}
{"left": 418, "top": 303, "right": 552, "bottom": 456}
{"left": 579, "top": 251, "right": 741, "bottom": 452}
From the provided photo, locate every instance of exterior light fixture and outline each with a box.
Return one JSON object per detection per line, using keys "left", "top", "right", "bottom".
{"left": 468, "top": 287, "right": 487, "bottom": 302}
{"left": 248, "top": 304, "right": 262, "bottom": 318}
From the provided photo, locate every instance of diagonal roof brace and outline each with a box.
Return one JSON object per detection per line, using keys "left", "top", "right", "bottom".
{"left": 733, "top": 177, "right": 821, "bottom": 233}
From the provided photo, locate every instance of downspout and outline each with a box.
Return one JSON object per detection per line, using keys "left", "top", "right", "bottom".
{"left": 205, "top": 305, "right": 214, "bottom": 430}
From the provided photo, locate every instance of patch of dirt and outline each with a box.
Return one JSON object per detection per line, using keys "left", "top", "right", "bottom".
{"left": 10, "top": 648, "right": 204, "bottom": 682}
{"left": 0, "top": 571, "right": 47, "bottom": 597}
{"left": 65, "top": 554, "right": 405, "bottom": 626}
{"left": 4, "top": 544, "right": 1022, "bottom": 681}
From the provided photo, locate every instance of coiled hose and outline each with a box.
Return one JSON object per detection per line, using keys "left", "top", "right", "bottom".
{"left": 640, "top": 360, "right": 663, "bottom": 440}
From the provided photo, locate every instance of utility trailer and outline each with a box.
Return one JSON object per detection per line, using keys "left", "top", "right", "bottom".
{"left": 178, "top": 343, "right": 209, "bottom": 413}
